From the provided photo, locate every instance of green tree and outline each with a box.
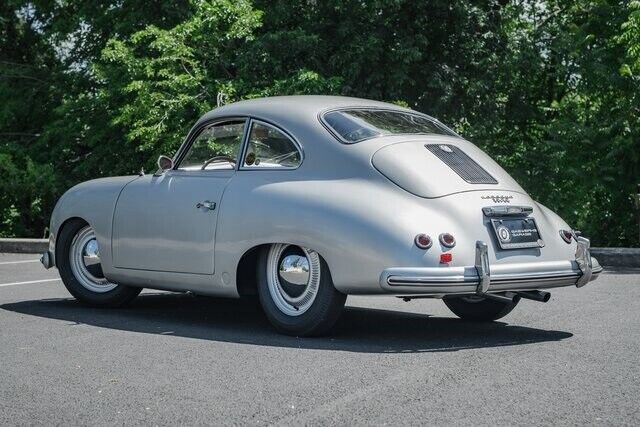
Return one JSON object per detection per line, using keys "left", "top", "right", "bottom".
{"left": 0, "top": 1, "right": 62, "bottom": 236}
{"left": 0, "top": 0, "right": 638, "bottom": 246}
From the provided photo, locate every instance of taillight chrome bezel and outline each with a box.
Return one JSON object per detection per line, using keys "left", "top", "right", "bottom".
{"left": 559, "top": 229, "right": 573, "bottom": 244}
{"left": 414, "top": 234, "right": 433, "bottom": 249}
{"left": 439, "top": 233, "right": 456, "bottom": 248}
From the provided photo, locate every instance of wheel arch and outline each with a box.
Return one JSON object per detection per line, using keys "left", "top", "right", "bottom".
{"left": 234, "top": 243, "right": 333, "bottom": 297}
{"left": 235, "top": 244, "right": 270, "bottom": 297}
{"left": 54, "top": 216, "right": 89, "bottom": 266}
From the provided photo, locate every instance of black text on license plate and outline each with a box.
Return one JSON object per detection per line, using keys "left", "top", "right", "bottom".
{"left": 490, "top": 218, "right": 544, "bottom": 249}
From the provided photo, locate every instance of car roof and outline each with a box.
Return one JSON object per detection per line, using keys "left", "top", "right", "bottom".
{"left": 180, "top": 95, "right": 461, "bottom": 173}
{"left": 196, "top": 95, "right": 413, "bottom": 126}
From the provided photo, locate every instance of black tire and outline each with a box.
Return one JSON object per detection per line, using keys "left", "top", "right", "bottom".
{"left": 257, "top": 245, "right": 346, "bottom": 336}
{"left": 57, "top": 219, "right": 141, "bottom": 307}
{"left": 443, "top": 295, "right": 519, "bottom": 321}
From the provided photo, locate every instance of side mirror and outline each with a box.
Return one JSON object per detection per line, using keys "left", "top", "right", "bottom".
{"left": 156, "top": 155, "right": 173, "bottom": 174}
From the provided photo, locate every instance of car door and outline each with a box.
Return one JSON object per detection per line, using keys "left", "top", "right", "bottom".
{"left": 111, "top": 119, "right": 247, "bottom": 274}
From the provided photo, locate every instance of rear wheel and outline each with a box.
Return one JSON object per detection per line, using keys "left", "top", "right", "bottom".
{"left": 257, "top": 244, "right": 346, "bottom": 336}
{"left": 443, "top": 295, "right": 519, "bottom": 321}
{"left": 58, "top": 220, "right": 141, "bottom": 307}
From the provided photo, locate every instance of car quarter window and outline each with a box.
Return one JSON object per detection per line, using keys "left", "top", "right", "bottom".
{"left": 178, "top": 120, "right": 246, "bottom": 171}
{"left": 242, "top": 121, "right": 301, "bottom": 169}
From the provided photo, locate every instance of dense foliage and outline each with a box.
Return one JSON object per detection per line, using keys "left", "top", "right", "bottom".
{"left": 1, "top": 0, "right": 638, "bottom": 246}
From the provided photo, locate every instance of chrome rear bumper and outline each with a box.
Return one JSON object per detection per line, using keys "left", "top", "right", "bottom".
{"left": 380, "top": 238, "right": 602, "bottom": 297}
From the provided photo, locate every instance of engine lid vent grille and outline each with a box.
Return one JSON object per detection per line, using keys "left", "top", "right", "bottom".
{"left": 425, "top": 144, "right": 498, "bottom": 184}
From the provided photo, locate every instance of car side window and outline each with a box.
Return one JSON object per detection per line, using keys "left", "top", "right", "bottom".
{"left": 243, "top": 122, "right": 301, "bottom": 169}
{"left": 178, "top": 120, "right": 246, "bottom": 171}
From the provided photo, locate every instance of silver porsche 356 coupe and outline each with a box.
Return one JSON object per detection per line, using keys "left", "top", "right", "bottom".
{"left": 41, "top": 95, "right": 602, "bottom": 336}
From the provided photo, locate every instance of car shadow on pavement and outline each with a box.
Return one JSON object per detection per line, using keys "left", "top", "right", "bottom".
{"left": 1, "top": 292, "right": 572, "bottom": 353}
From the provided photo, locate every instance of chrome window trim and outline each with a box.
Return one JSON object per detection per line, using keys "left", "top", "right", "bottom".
{"left": 238, "top": 118, "right": 304, "bottom": 171}
{"left": 172, "top": 116, "right": 249, "bottom": 171}
{"left": 318, "top": 106, "right": 460, "bottom": 145}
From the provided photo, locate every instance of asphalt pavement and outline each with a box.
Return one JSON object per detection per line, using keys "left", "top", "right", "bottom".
{"left": 0, "top": 252, "right": 639, "bottom": 426}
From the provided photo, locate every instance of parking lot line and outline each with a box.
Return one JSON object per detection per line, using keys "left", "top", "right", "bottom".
{"left": 0, "top": 259, "right": 40, "bottom": 265}
{"left": 0, "top": 278, "right": 60, "bottom": 288}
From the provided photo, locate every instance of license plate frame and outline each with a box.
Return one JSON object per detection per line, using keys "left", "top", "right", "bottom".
{"left": 490, "top": 217, "right": 544, "bottom": 249}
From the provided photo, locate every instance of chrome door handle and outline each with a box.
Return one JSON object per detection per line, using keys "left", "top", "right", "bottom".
{"left": 196, "top": 200, "right": 216, "bottom": 211}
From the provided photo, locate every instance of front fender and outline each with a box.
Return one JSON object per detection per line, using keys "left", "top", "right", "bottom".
{"left": 48, "top": 176, "right": 138, "bottom": 270}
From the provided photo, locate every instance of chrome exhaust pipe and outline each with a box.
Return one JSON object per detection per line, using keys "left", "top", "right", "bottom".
{"left": 515, "top": 291, "right": 551, "bottom": 303}
{"left": 481, "top": 292, "right": 518, "bottom": 304}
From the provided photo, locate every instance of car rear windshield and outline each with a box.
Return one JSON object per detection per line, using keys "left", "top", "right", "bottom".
{"left": 322, "top": 108, "right": 455, "bottom": 143}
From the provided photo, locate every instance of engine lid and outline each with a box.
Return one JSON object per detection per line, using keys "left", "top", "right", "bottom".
{"left": 371, "top": 138, "right": 526, "bottom": 198}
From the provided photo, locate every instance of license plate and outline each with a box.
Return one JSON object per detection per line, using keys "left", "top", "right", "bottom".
{"left": 490, "top": 217, "right": 544, "bottom": 249}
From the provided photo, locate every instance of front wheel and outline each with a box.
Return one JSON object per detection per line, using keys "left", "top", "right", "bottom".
{"left": 57, "top": 220, "right": 141, "bottom": 307}
{"left": 443, "top": 295, "right": 519, "bottom": 321}
{"left": 257, "top": 244, "right": 346, "bottom": 336}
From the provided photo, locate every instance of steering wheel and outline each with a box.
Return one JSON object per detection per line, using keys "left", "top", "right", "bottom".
{"left": 263, "top": 151, "right": 297, "bottom": 164}
{"left": 201, "top": 155, "right": 236, "bottom": 170}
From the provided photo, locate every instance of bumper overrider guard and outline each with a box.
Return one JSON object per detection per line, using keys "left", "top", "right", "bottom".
{"left": 380, "top": 237, "right": 602, "bottom": 296}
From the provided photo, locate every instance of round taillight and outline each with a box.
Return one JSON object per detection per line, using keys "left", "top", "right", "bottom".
{"left": 414, "top": 234, "right": 433, "bottom": 249}
{"left": 439, "top": 233, "right": 456, "bottom": 248}
{"left": 559, "top": 229, "right": 573, "bottom": 243}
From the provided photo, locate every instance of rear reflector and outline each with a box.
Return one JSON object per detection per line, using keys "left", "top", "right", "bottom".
{"left": 440, "top": 253, "right": 453, "bottom": 263}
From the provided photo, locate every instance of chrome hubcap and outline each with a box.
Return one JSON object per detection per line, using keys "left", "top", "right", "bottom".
{"left": 83, "top": 239, "right": 100, "bottom": 267}
{"left": 69, "top": 226, "right": 117, "bottom": 293}
{"left": 267, "top": 244, "right": 320, "bottom": 316}
{"left": 279, "top": 254, "right": 310, "bottom": 285}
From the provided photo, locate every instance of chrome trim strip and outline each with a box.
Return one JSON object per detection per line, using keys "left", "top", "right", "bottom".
{"left": 482, "top": 205, "right": 533, "bottom": 217}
